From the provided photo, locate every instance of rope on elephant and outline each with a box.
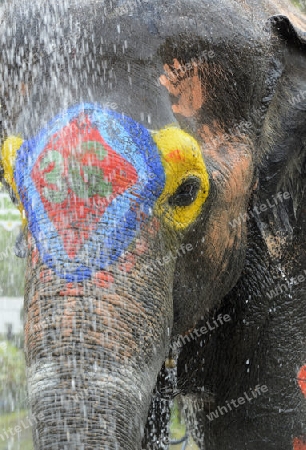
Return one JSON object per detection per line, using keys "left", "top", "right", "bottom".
{"left": 169, "top": 433, "right": 189, "bottom": 448}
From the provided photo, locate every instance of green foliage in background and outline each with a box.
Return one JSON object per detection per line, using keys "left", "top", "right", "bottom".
{"left": 0, "top": 410, "right": 33, "bottom": 450}
{"left": 0, "top": 189, "right": 25, "bottom": 297}
{"left": 170, "top": 401, "right": 198, "bottom": 449}
{"left": 0, "top": 228, "right": 26, "bottom": 297}
{"left": 0, "top": 341, "right": 27, "bottom": 413}
{"left": 291, "top": 0, "right": 306, "bottom": 12}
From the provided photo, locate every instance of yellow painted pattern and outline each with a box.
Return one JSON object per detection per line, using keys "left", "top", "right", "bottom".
{"left": 1, "top": 129, "right": 209, "bottom": 232}
{"left": 1, "top": 136, "right": 26, "bottom": 226}
{"left": 152, "top": 127, "right": 210, "bottom": 230}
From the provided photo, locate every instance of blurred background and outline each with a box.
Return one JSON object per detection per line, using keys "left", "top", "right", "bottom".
{"left": 293, "top": 0, "right": 306, "bottom": 10}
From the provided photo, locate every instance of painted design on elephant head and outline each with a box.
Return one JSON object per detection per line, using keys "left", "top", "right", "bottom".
{"left": 30, "top": 115, "right": 139, "bottom": 260}
{"left": 8, "top": 104, "right": 210, "bottom": 283}
{"left": 159, "top": 58, "right": 204, "bottom": 117}
{"left": 152, "top": 127, "right": 209, "bottom": 230}
{"left": 1, "top": 136, "right": 26, "bottom": 226}
{"left": 159, "top": 57, "right": 226, "bottom": 118}
{"left": 13, "top": 104, "right": 166, "bottom": 281}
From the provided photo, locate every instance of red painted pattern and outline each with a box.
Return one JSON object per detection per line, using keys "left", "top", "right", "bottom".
{"left": 294, "top": 437, "right": 306, "bottom": 450}
{"left": 165, "top": 149, "right": 186, "bottom": 162}
{"left": 59, "top": 283, "right": 85, "bottom": 296}
{"left": 31, "top": 114, "right": 138, "bottom": 259}
{"left": 298, "top": 365, "right": 306, "bottom": 398}
{"left": 119, "top": 253, "right": 137, "bottom": 273}
{"left": 116, "top": 217, "right": 161, "bottom": 275}
{"left": 93, "top": 271, "right": 115, "bottom": 288}
{"left": 39, "top": 269, "right": 53, "bottom": 283}
{"left": 31, "top": 248, "right": 39, "bottom": 269}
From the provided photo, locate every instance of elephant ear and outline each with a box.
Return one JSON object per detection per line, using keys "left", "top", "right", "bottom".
{"left": 254, "top": 15, "right": 306, "bottom": 258}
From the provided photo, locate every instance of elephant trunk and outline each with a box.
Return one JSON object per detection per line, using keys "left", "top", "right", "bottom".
{"left": 26, "top": 361, "right": 148, "bottom": 449}
{"left": 16, "top": 99, "right": 175, "bottom": 449}
{"left": 24, "top": 240, "right": 173, "bottom": 449}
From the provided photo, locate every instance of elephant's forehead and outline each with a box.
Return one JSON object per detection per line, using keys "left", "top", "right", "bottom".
{"left": 14, "top": 104, "right": 165, "bottom": 282}
{"left": 0, "top": 0, "right": 271, "bottom": 136}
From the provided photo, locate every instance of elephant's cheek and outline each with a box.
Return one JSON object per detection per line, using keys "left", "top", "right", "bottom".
{"left": 204, "top": 140, "right": 254, "bottom": 289}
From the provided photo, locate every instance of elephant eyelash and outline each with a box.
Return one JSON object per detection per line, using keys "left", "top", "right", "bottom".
{"left": 168, "top": 176, "right": 201, "bottom": 207}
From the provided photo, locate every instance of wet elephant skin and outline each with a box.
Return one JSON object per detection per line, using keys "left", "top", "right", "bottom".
{"left": 0, "top": 1, "right": 306, "bottom": 449}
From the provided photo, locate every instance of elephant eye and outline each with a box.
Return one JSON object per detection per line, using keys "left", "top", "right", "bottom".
{"left": 168, "top": 176, "right": 201, "bottom": 207}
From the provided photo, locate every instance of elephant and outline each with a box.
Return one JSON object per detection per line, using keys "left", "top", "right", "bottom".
{"left": 1, "top": 0, "right": 306, "bottom": 449}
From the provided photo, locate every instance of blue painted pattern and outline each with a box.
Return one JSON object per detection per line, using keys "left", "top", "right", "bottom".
{"left": 14, "top": 104, "right": 165, "bottom": 282}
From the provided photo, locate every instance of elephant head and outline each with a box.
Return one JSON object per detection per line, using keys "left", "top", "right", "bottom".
{"left": 0, "top": 0, "right": 306, "bottom": 449}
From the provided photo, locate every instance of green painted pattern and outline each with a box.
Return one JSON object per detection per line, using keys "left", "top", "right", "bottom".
{"left": 0, "top": 189, "right": 24, "bottom": 297}
{"left": 41, "top": 151, "right": 67, "bottom": 203}
{"left": 40, "top": 141, "right": 113, "bottom": 203}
